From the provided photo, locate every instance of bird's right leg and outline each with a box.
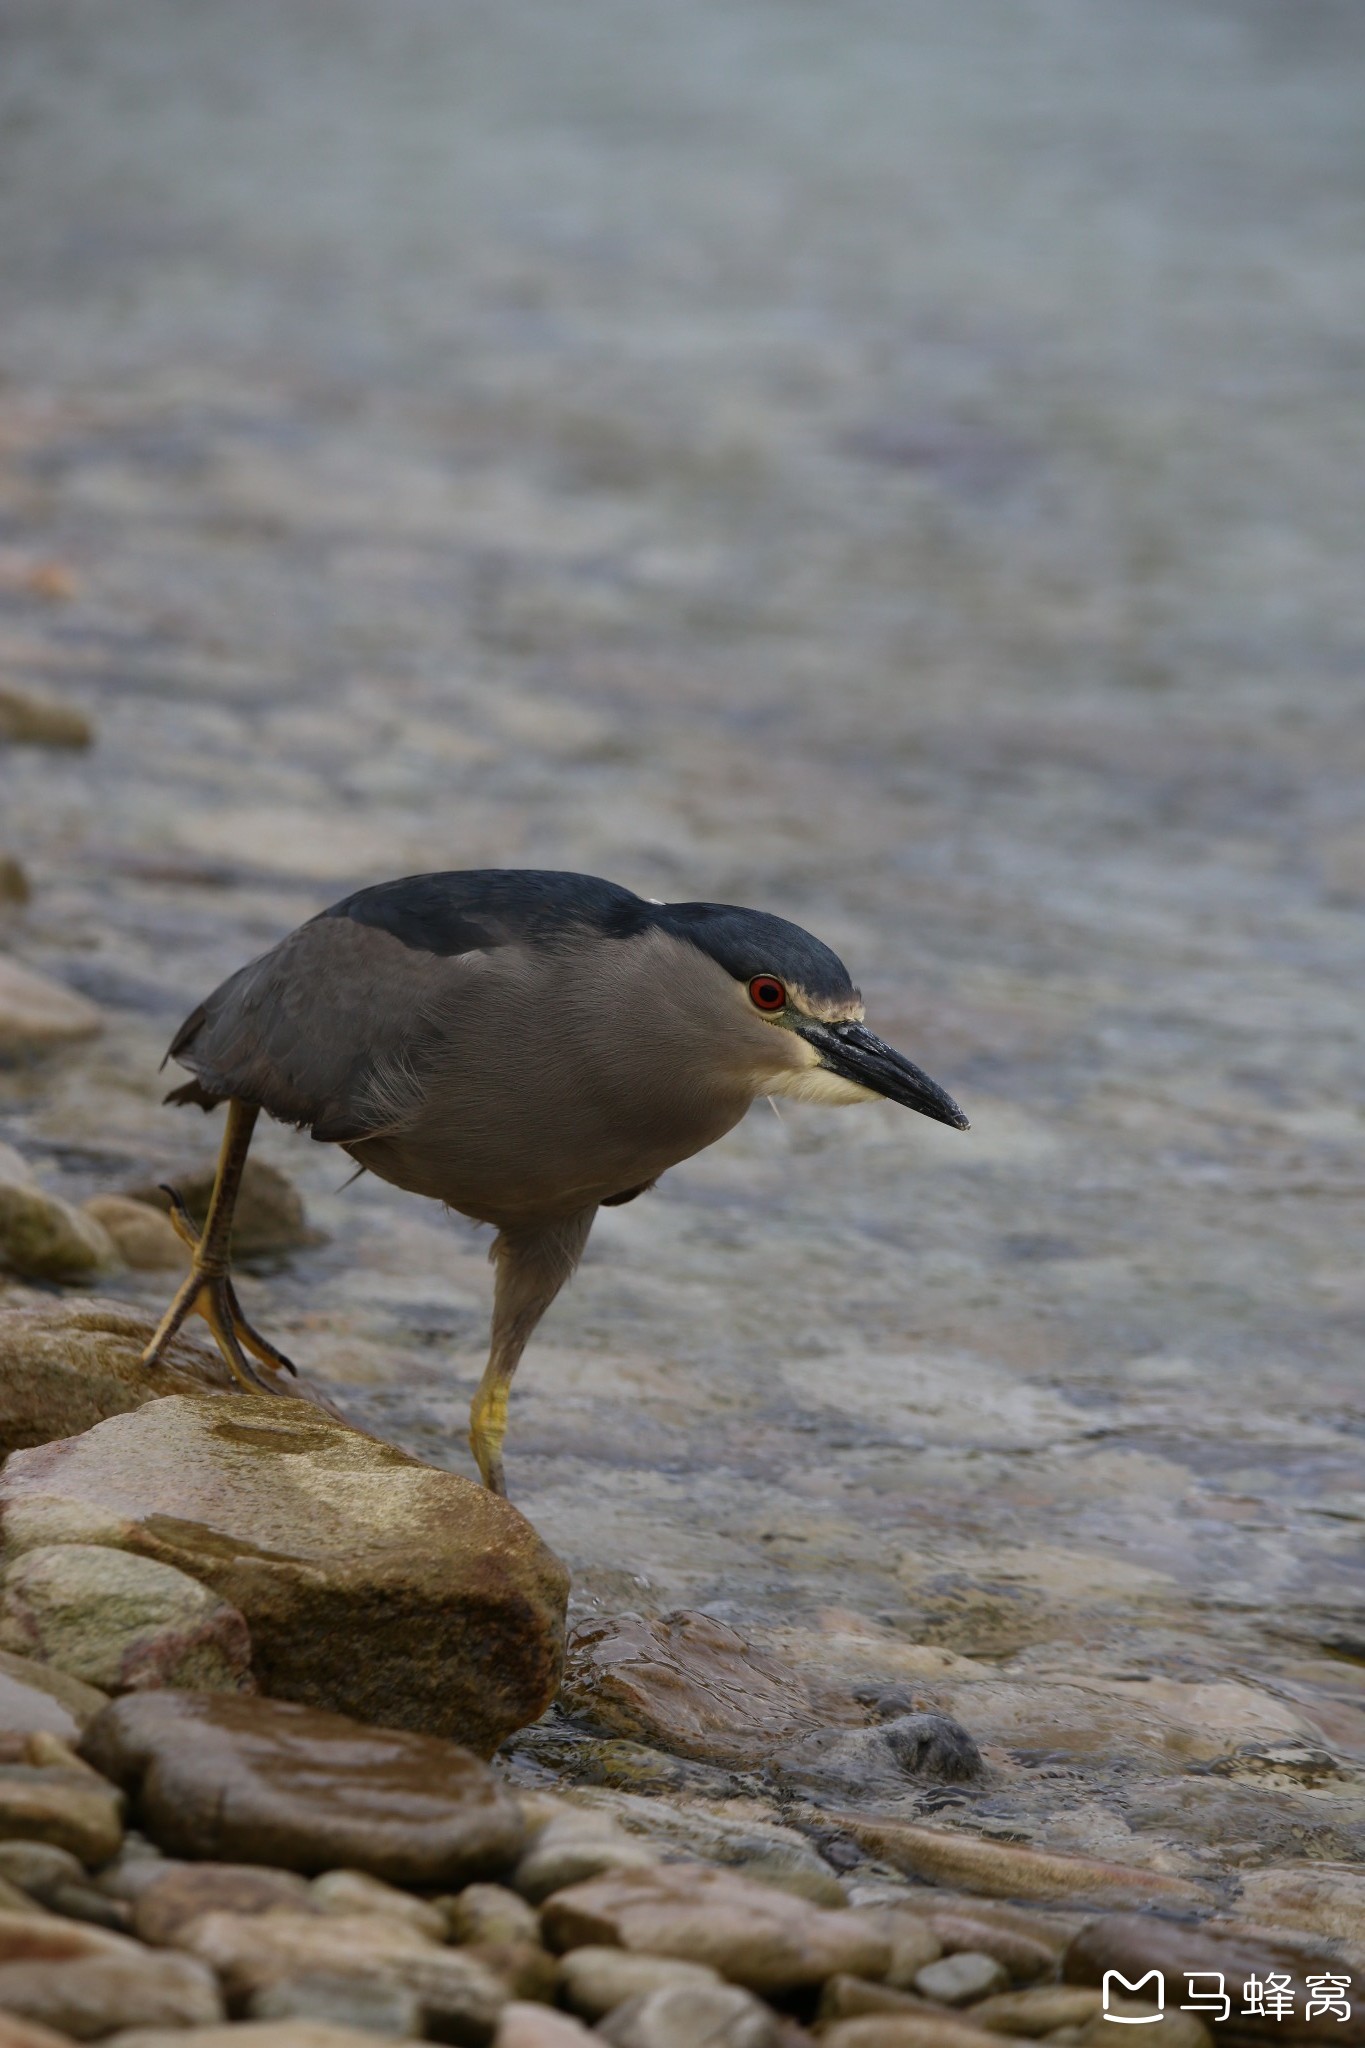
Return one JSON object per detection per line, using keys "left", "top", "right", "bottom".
{"left": 140, "top": 1098, "right": 294, "bottom": 1395}
{"left": 470, "top": 1207, "right": 596, "bottom": 1496}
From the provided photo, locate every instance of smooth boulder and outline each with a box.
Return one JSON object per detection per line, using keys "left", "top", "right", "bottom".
{"left": 0, "top": 1299, "right": 248, "bottom": 1462}
{"left": 0, "top": 1546, "right": 254, "bottom": 1696}
{"left": 82, "top": 1198, "right": 187, "bottom": 1274}
{"left": 81, "top": 1689, "right": 528, "bottom": 1885}
{"left": 127, "top": 1159, "right": 319, "bottom": 1260}
{"left": 0, "top": 1393, "right": 568, "bottom": 1749}
{"left": 541, "top": 1864, "right": 892, "bottom": 1994}
{"left": 0, "top": 1178, "right": 115, "bottom": 1285}
{"left": 0, "top": 1732, "right": 124, "bottom": 1865}
{"left": 0, "top": 957, "right": 102, "bottom": 1061}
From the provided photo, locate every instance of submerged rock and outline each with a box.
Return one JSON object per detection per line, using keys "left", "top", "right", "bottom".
{"left": 826, "top": 1816, "right": 1210, "bottom": 1912}
{"left": 1, "top": 1394, "right": 568, "bottom": 1747}
{"left": 0, "top": 957, "right": 102, "bottom": 1061}
{"left": 560, "top": 1611, "right": 857, "bottom": 1767}
{"left": 81, "top": 1689, "right": 528, "bottom": 1884}
{"left": 0, "top": 1545, "right": 254, "bottom": 1696}
{"left": 771, "top": 1712, "right": 984, "bottom": 1802}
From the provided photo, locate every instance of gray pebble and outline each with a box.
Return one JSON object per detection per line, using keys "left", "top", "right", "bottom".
{"left": 248, "top": 1968, "right": 424, "bottom": 2037}
{"left": 558, "top": 1947, "right": 723, "bottom": 2022}
{"left": 915, "top": 1950, "right": 1010, "bottom": 2004}
{"left": 599, "top": 1983, "right": 780, "bottom": 2048}
{"left": 880, "top": 1713, "right": 984, "bottom": 1783}
{"left": 0, "top": 1839, "right": 86, "bottom": 1900}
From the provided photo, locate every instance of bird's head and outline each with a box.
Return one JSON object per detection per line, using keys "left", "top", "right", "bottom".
{"left": 650, "top": 900, "right": 970, "bottom": 1130}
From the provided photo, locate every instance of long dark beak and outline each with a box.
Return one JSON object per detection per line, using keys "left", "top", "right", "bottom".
{"left": 802, "top": 1021, "right": 970, "bottom": 1130}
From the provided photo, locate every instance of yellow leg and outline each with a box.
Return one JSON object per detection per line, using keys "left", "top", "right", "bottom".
{"left": 469, "top": 1373, "right": 511, "bottom": 1496}
{"left": 469, "top": 1206, "right": 597, "bottom": 1497}
{"left": 141, "top": 1099, "right": 295, "bottom": 1395}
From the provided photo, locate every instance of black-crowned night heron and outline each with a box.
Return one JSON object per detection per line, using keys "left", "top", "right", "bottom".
{"left": 146, "top": 869, "right": 968, "bottom": 1493}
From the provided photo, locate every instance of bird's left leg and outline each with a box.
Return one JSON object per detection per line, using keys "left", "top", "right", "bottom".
{"left": 470, "top": 1207, "right": 596, "bottom": 1496}
{"left": 160, "top": 1188, "right": 298, "bottom": 1379}
{"left": 140, "top": 1098, "right": 295, "bottom": 1394}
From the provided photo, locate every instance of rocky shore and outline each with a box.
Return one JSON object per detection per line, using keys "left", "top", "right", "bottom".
{"left": 0, "top": 1211, "right": 1359, "bottom": 2047}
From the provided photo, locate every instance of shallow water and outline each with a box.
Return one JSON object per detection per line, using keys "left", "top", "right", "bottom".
{"left": 1, "top": 0, "right": 1364, "bottom": 1876}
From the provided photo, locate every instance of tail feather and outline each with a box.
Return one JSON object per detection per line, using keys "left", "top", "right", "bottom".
{"left": 163, "top": 1077, "right": 224, "bottom": 1111}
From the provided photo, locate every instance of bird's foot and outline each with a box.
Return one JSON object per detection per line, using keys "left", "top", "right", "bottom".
{"left": 140, "top": 1186, "right": 298, "bottom": 1395}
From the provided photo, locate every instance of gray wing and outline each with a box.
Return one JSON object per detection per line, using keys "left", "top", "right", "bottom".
{"left": 165, "top": 916, "right": 491, "bottom": 1144}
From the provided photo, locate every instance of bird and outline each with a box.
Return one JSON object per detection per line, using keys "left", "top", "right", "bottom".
{"left": 145, "top": 868, "right": 969, "bottom": 1494}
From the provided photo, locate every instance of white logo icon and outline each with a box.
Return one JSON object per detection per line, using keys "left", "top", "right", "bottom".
{"left": 1103, "top": 1971, "right": 1165, "bottom": 2022}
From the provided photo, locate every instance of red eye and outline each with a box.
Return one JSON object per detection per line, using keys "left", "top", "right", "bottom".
{"left": 748, "top": 975, "right": 787, "bottom": 1012}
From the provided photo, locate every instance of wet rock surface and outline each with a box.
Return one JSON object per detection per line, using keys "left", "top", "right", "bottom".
{"left": 559, "top": 1613, "right": 856, "bottom": 1768}
{"left": 82, "top": 1689, "right": 529, "bottom": 1883}
{"left": 1, "top": 1393, "right": 568, "bottom": 1747}
{"left": 0, "top": 1299, "right": 259, "bottom": 1459}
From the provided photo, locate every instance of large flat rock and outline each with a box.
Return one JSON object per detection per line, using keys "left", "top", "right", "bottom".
{"left": 0, "top": 1298, "right": 342, "bottom": 1460}
{"left": 81, "top": 1690, "right": 528, "bottom": 1886}
{"left": 0, "top": 1395, "right": 569, "bottom": 1752}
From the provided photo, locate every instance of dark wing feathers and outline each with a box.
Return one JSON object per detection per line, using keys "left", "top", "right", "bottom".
{"left": 166, "top": 871, "right": 654, "bottom": 1142}
{"left": 165, "top": 916, "right": 472, "bottom": 1143}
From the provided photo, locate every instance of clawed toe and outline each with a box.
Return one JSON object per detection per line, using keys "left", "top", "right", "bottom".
{"left": 144, "top": 1156, "right": 297, "bottom": 1394}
